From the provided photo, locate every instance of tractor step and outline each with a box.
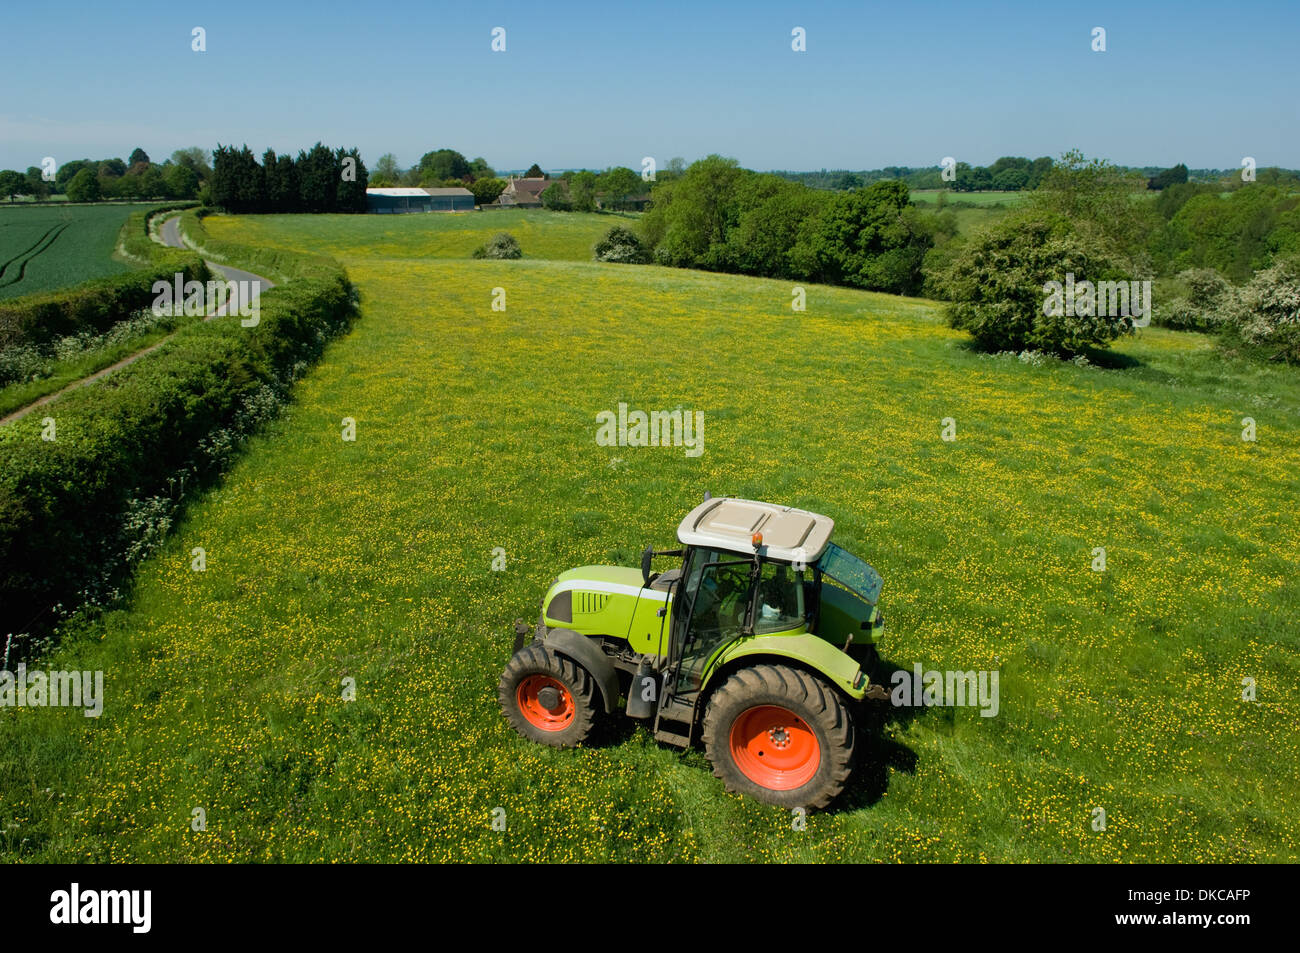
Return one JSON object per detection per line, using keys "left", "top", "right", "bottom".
{"left": 653, "top": 727, "right": 692, "bottom": 747}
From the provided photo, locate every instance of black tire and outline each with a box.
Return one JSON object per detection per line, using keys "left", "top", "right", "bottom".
{"left": 498, "top": 643, "right": 599, "bottom": 747}
{"left": 702, "top": 664, "right": 856, "bottom": 809}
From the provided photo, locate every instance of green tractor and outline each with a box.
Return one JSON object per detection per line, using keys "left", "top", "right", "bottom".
{"left": 498, "top": 496, "right": 887, "bottom": 809}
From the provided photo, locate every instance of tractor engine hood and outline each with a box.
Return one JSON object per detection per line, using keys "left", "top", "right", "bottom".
{"left": 540, "top": 566, "right": 649, "bottom": 638}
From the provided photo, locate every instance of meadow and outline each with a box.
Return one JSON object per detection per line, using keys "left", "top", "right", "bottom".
{"left": 0, "top": 203, "right": 156, "bottom": 300}
{"left": 1, "top": 209, "right": 1296, "bottom": 863}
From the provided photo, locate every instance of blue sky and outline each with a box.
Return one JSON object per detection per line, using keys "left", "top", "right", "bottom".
{"left": 1, "top": 0, "right": 1296, "bottom": 173}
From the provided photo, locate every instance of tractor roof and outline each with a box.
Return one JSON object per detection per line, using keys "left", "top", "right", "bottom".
{"left": 677, "top": 497, "right": 834, "bottom": 563}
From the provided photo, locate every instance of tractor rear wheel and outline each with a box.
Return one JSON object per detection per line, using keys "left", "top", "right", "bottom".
{"left": 499, "top": 643, "right": 599, "bottom": 747}
{"left": 702, "top": 664, "right": 855, "bottom": 809}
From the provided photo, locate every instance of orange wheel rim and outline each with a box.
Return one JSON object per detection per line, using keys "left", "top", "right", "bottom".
{"left": 729, "top": 705, "right": 820, "bottom": 790}
{"left": 517, "top": 675, "right": 575, "bottom": 730}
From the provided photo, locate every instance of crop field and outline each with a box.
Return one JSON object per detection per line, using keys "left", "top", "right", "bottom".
{"left": 0, "top": 203, "right": 155, "bottom": 300}
{"left": 1, "top": 211, "right": 1297, "bottom": 863}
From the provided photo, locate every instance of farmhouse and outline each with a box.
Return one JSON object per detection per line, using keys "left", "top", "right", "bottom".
{"left": 366, "top": 187, "right": 475, "bottom": 213}
{"left": 494, "top": 176, "right": 554, "bottom": 208}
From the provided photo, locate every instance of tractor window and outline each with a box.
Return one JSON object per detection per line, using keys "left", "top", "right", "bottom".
{"left": 754, "top": 562, "right": 806, "bottom": 634}
{"left": 817, "top": 543, "right": 883, "bottom": 606}
{"left": 675, "top": 555, "right": 752, "bottom": 694}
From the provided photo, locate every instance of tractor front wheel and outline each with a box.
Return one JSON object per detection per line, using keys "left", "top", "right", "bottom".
{"left": 499, "top": 643, "right": 599, "bottom": 747}
{"left": 702, "top": 664, "right": 855, "bottom": 809}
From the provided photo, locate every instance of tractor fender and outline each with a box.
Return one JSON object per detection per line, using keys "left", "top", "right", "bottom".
{"left": 541, "top": 628, "right": 620, "bottom": 714}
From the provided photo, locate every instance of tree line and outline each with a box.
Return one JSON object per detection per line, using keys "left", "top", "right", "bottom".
{"left": 208, "top": 144, "right": 368, "bottom": 213}
{"left": 0, "top": 148, "right": 208, "bottom": 203}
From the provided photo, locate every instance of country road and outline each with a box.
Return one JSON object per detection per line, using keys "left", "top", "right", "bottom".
{"left": 0, "top": 214, "right": 275, "bottom": 426}
{"left": 159, "top": 214, "right": 272, "bottom": 291}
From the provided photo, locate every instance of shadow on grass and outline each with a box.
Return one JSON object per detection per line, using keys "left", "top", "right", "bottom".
{"left": 577, "top": 652, "right": 934, "bottom": 813}
{"left": 833, "top": 652, "right": 928, "bottom": 813}
{"left": 950, "top": 337, "right": 1147, "bottom": 371}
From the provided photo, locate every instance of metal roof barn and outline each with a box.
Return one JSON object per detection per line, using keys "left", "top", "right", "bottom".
{"left": 366, "top": 187, "right": 475, "bottom": 213}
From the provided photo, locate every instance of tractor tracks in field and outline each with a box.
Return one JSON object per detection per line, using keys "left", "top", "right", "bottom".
{"left": 0, "top": 222, "right": 68, "bottom": 289}
{"left": 0, "top": 215, "right": 274, "bottom": 427}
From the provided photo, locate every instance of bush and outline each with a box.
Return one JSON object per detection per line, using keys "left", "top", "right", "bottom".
{"left": 1154, "top": 268, "right": 1234, "bottom": 331}
{"left": 472, "top": 232, "right": 522, "bottom": 260}
{"left": 941, "top": 212, "right": 1132, "bottom": 354}
{"left": 1224, "top": 261, "right": 1300, "bottom": 362}
{"left": 593, "top": 226, "right": 649, "bottom": 264}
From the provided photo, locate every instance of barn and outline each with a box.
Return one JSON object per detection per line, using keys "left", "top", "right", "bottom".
{"left": 366, "top": 187, "right": 475, "bottom": 213}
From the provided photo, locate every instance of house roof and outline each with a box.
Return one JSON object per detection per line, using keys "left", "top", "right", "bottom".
{"left": 422, "top": 187, "right": 474, "bottom": 197}
{"left": 676, "top": 497, "right": 834, "bottom": 563}
{"left": 366, "top": 188, "right": 432, "bottom": 197}
{"left": 508, "top": 177, "right": 552, "bottom": 196}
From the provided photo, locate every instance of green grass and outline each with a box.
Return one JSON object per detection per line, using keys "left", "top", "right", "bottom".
{"left": 910, "top": 189, "right": 1028, "bottom": 207}
{"left": 204, "top": 209, "right": 626, "bottom": 264}
{"left": 0, "top": 203, "right": 159, "bottom": 300}
{"left": 2, "top": 210, "right": 1297, "bottom": 863}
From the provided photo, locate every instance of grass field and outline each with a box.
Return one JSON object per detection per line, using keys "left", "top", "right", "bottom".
{"left": 1, "top": 210, "right": 1297, "bottom": 863}
{"left": 0, "top": 203, "right": 157, "bottom": 300}
{"left": 909, "top": 190, "right": 1028, "bottom": 207}
{"left": 203, "top": 209, "right": 626, "bottom": 263}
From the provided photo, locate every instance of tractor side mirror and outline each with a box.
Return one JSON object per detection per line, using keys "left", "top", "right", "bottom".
{"left": 641, "top": 545, "right": 654, "bottom": 587}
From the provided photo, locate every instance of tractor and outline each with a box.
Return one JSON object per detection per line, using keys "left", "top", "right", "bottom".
{"left": 498, "top": 495, "right": 887, "bottom": 808}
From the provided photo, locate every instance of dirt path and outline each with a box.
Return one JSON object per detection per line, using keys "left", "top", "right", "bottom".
{"left": 0, "top": 215, "right": 274, "bottom": 427}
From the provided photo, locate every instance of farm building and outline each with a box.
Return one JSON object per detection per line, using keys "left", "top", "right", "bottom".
{"left": 366, "top": 187, "right": 475, "bottom": 213}
{"left": 494, "top": 176, "right": 555, "bottom": 208}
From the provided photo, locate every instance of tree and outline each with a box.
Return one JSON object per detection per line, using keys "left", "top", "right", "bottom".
{"left": 129, "top": 147, "right": 150, "bottom": 167}
{"left": 598, "top": 166, "right": 641, "bottom": 209}
{"left": 1147, "top": 163, "right": 1189, "bottom": 191}
{"left": 163, "top": 161, "right": 199, "bottom": 200}
{"left": 540, "top": 181, "right": 571, "bottom": 210}
{"left": 568, "top": 170, "right": 597, "bottom": 212}
{"left": 800, "top": 180, "right": 931, "bottom": 294}
{"left": 1028, "top": 150, "right": 1155, "bottom": 267}
{"left": 172, "top": 147, "right": 212, "bottom": 181}
{"left": 643, "top": 154, "right": 746, "bottom": 268}
{"left": 65, "top": 167, "right": 100, "bottom": 202}
{"left": 992, "top": 168, "right": 1029, "bottom": 191}
{"left": 469, "top": 157, "right": 495, "bottom": 179}
{"left": 298, "top": 142, "right": 338, "bottom": 212}
{"left": 373, "top": 153, "right": 401, "bottom": 183}
{"left": 524, "top": 163, "right": 545, "bottom": 179}
{"left": 335, "top": 147, "right": 368, "bottom": 212}
{"left": 261, "top": 149, "right": 291, "bottom": 211}
{"left": 941, "top": 210, "right": 1130, "bottom": 354}
{"left": 273, "top": 153, "right": 299, "bottom": 210}
{"left": 23, "top": 167, "right": 49, "bottom": 200}
{"left": 0, "top": 170, "right": 25, "bottom": 201}
{"left": 470, "top": 177, "right": 507, "bottom": 206}
{"left": 419, "top": 148, "right": 470, "bottom": 184}
{"left": 55, "top": 159, "right": 92, "bottom": 191}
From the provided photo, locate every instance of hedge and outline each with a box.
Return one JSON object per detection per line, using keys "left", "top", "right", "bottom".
{"left": 0, "top": 218, "right": 356, "bottom": 649}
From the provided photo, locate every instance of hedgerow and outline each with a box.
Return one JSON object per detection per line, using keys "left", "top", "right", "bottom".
{"left": 0, "top": 219, "right": 356, "bottom": 653}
